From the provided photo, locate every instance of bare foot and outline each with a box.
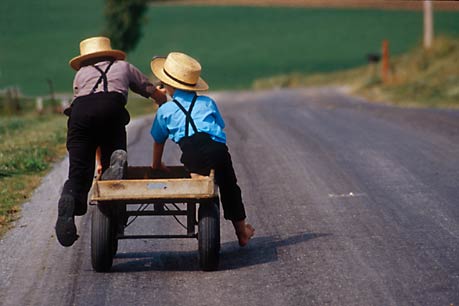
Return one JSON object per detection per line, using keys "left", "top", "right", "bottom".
{"left": 233, "top": 221, "right": 255, "bottom": 247}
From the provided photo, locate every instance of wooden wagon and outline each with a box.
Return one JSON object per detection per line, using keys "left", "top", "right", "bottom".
{"left": 89, "top": 166, "right": 220, "bottom": 272}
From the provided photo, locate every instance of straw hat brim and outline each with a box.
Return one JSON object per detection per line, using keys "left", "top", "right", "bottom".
{"left": 69, "top": 50, "right": 126, "bottom": 70}
{"left": 151, "top": 57, "right": 209, "bottom": 91}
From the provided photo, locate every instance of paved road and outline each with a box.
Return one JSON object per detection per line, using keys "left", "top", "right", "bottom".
{"left": 1, "top": 88, "right": 458, "bottom": 306}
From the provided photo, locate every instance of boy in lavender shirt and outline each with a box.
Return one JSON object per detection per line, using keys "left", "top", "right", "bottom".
{"left": 55, "top": 37, "right": 166, "bottom": 247}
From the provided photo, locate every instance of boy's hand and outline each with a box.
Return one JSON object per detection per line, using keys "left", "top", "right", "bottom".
{"left": 151, "top": 162, "right": 170, "bottom": 172}
{"left": 96, "top": 164, "right": 102, "bottom": 175}
{"left": 152, "top": 86, "right": 167, "bottom": 105}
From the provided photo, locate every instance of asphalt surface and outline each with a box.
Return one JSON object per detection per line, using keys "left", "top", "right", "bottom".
{"left": 1, "top": 88, "right": 458, "bottom": 306}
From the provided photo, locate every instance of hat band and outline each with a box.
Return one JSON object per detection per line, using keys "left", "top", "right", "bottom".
{"left": 163, "top": 68, "right": 197, "bottom": 87}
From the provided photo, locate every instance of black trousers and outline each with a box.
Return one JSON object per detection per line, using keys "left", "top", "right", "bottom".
{"left": 61, "top": 92, "right": 129, "bottom": 210}
{"left": 179, "top": 133, "right": 246, "bottom": 221}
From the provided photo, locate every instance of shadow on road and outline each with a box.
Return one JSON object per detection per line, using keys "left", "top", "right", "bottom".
{"left": 110, "top": 232, "right": 329, "bottom": 272}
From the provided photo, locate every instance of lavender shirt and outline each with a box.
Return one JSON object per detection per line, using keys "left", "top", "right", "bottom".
{"left": 72, "top": 60, "right": 155, "bottom": 100}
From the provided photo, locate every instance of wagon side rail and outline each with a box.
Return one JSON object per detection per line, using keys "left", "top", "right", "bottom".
{"left": 89, "top": 166, "right": 218, "bottom": 204}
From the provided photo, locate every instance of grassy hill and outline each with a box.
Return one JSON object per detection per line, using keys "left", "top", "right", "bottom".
{"left": 254, "top": 36, "right": 459, "bottom": 108}
{"left": 1, "top": 2, "right": 459, "bottom": 96}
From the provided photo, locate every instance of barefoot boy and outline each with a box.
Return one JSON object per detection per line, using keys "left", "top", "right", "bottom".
{"left": 150, "top": 52, "right": 254, "bottom": 246}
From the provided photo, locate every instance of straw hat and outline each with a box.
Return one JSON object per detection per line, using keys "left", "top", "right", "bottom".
{"left": 69, "top": 37, "right": 126, "bottom": 70}
{"left": 151, "top": 52, "right": 208, "bottom": 91}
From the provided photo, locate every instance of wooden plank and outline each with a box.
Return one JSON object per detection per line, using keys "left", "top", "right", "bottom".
{"left": 90, "top": 177, "right": 217, "bottom": 201}
{"left": 126, "top": 166, "right": 191, "bottom": 179}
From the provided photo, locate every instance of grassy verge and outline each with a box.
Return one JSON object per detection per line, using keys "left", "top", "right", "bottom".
{"left": 125, "top": 96, "right": 158, "bottom": 118}
{"left": 0, "top": 112, "right": 67, "bottom": 236}
{"left": 0, "top": 94, "right": 155, "bottom": 237}
{"left": 253, "top": 36, "right": 459, "bottom": 108}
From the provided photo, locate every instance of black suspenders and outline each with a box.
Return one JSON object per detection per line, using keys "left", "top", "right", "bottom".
{"left": 90, "top": 60, "right": 115, "bottom": 94}
{"left": 173, "top": 94, "right": 198, "bottom": 137}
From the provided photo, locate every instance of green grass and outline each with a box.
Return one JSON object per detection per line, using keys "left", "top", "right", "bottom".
{"left": 254, "top": 36, "right": 459, "bottom": 108}
{"left": 0, "top": 95, "right": 154, "bottom": 235}
{"left": 1, "top": 3, "right": 459, "bottom": 95}
{"left": 135, "top": 6, "right": 459, "bottom": 92}
{"left": 125, "top": 96, "right": 158, "bottom": 118}
{"left": 0, "top": 0, "right": 105, "bottom": 96}
{"left": 0, "top": 112, "right": 67, "bottom": 234}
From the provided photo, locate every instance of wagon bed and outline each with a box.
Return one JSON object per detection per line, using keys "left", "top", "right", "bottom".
{"left": 88, "top": 166, "right": 221, "bottom": 272}
{"left": 90, "top": 166, "right": 218, "bottom": 203}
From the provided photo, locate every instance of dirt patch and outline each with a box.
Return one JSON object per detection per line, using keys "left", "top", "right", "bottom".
{"left": 154, "top": 0, "right": 459, "bottom": 11}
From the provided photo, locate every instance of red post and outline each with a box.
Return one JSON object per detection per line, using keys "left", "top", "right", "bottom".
{"left": 381, "top": 39, "right": 390, "bottom": 84}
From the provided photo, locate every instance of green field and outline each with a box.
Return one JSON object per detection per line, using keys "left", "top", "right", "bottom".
{"left": 1, "top": 2, "right": 459, "bottom": 96}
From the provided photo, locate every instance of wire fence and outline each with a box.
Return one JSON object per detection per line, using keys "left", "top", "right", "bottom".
{"left": 0, "top": 87, "right": 70, "bottom": 116}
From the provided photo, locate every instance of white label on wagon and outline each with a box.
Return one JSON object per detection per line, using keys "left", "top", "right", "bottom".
{"left": 147, "top": 183, "right": 168, "bottom": 190}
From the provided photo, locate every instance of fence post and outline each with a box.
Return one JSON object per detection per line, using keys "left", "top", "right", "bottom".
{"left": 36, "top": 97, "right": 44, "bottom": 115}
{"left": 12, "top": 87, "right": 21, "bottom": 113}
{"left": 381, "top": 39, "right": 390, "bottom": 84}
{"left": 423, "top": 0, "right": 433, "bottom": 50}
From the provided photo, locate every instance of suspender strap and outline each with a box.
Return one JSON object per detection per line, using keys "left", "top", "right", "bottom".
{"left": 90, "top": 60, "right": 115, "bottom": 94}
{"left": 173, "top": 94, "right": 198, "bottom": 137}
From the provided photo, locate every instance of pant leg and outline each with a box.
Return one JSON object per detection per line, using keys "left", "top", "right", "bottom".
{"left": 180, "top": 135, "right": 247, "bottom": 221}
{"left": 214, "top": 148, "right": 247, "bottom": 222}
{"left": 61, "top": 92, "right": 128, "bottom": 211}
{"left": 98, "top": 125, "right": 127, "bottom": 172}
{"left": 62, "top": 106, "right": 97, "bottom": 209}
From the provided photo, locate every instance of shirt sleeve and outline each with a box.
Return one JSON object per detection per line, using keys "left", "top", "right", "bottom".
{"left": 211, "top": 100, "right": 225, "bottom": 129}
{"left": 72, "top": 72, "right": 80, "bottom": 99}
{"left": 127, "top": 62, "right": 156, "bottom": 98}
{"left": 150, "top": 109, "right": 169, "bottom": 144}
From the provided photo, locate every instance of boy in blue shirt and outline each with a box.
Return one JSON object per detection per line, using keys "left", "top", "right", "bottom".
{"left": 150, "top": 52, "right": 254, "bottom": 246}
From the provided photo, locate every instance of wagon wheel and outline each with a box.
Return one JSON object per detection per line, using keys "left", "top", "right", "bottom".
{"left": 91, "top": 149, "right": 127, "bottom": 270}
{"left": 198, "top": 199, "right": 220, "bottom": 271}
{"left": 111, "top": 203, "right": 127, "bottom": 256}
{"left": 91, "top": 203, "right": 117, "bottom": 272}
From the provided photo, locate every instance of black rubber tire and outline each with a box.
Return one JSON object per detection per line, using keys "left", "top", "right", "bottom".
{"left": 91, "top": 204, "right": 116, "bottom": 272}
{"left": 96, "top": 150, "right": 127, "bottom": 264}
{"left": 111, "top": 203, "right": 126, "bottom": 257}
{"left": 198, "top": 200, "right": 220, "bottom": 271}
{"left": 112, "top": 238, "right": 118, "bottom": 257}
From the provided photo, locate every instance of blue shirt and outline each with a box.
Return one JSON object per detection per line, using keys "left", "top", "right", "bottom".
{"left": 151, "top": 89, "right": 226, "bottom": 144}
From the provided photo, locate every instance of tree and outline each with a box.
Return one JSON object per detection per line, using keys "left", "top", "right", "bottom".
{"left": 103, "top": 0, "right": 148, "bottom": 53}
